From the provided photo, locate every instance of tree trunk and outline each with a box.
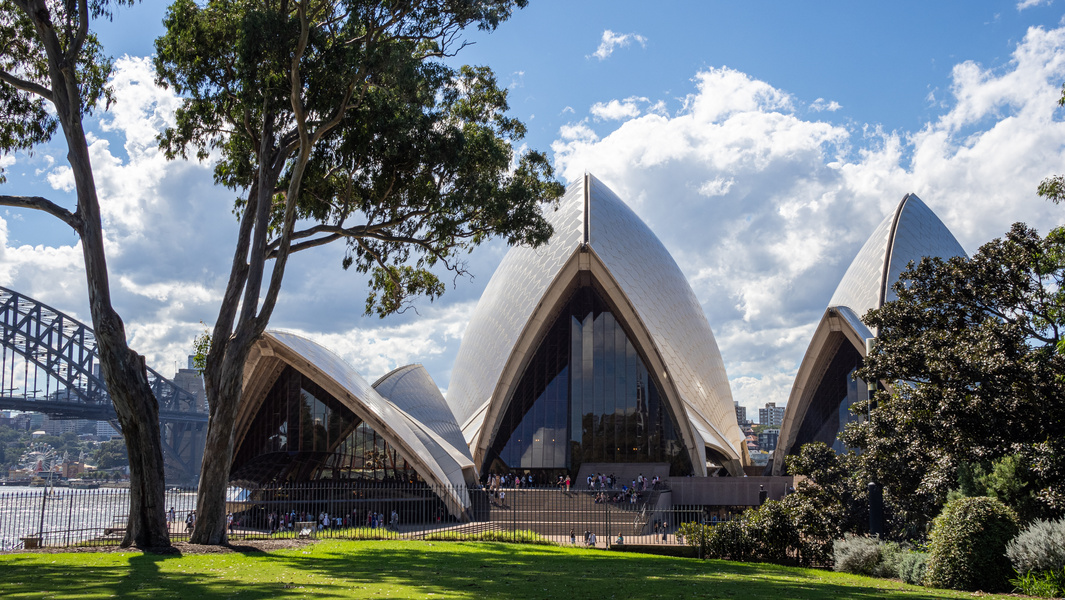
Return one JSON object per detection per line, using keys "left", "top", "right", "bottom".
{"left": 97, "top": 344, "right": 170, "bottom": 548}
{"left": 77, "top": 139, "right": 170, "bottom": 549}
{"left": 190, "top": 343, "right": 252, "bottom": 544}
{"left": 13, "top": 0, "right": 172, "bottom": 549}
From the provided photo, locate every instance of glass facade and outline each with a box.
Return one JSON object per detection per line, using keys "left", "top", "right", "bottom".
{"left": 485, "top": 286, "right": 693, "bottom": 477}
{"left": 231, "top": 366, "right": 421, "bottom": 484}
{"left": 793, "top": 338, "right": 865, "bottom": 454}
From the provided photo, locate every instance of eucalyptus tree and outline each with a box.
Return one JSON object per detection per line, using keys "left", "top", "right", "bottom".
{"left": 0, "top": 0, "right": 172, "bottom": 548}
{"left": 155, "top": 0, "right": 563, "bottom": 544}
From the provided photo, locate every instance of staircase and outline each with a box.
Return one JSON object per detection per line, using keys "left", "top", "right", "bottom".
{"left": 471, "top": 487, "right": 668, "bottom": 540}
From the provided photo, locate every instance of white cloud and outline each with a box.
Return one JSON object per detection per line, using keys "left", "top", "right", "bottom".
{"left": 590, "top": 97, "right": 646, "bottom": 121}
{"left": 591, "top": 30, "right": 647, "bottom": 61}
{"left": 810, "top": 97, "right": 842, "bottom": 112}
{"left": 554, "top": 26, "right": 1065, "bottom": 411}
{"left": 697, "top": 177, "right": 734, "bottom": 197}
{"left": 1017, "top": 0, "right": 1051, "bottom": 10}
{"left": 0, "top": 154, "right": 14, "bottom": 170}
{"left": 508, "top": 70, "right": 525, "bottom": 90}
{"left": 46, "top": 166, "right": 75, "bottom": 192}
{"left": 275, "top": 301, "right": 477, "bottom": 384}
{"left": 4, "top": 23, "right": 1065, "bottom": 425}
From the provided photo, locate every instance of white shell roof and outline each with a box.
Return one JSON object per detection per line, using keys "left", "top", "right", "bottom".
{"left": 447, "top": 180, "right": 585, "bottom": 428}
{"left": 830, "top": 194, "right": 967, "bottom": 318}
{"left": 248, "top": 332, "right": 474, "bottom": 513}
{"left": 373, "top": 364, "right": 473, "bottom": 466}
{"left": 446, "top": 174, "right": 746, "bottom": 468}
{"left": 773, "top": 193, "right": 966, "bottom": 474}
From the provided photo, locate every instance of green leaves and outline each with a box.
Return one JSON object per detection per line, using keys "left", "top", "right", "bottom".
{"left": 156, "top": 0, "right": 562, "bottom": 319}
{"left": 364, "top": 265, "right": 445, "bottom": 318}
{"left": 0, "top": 0, "right": 120, "bottom": 181}
{"left": 850, "top": 220, "right": 1065, "bottom": 532}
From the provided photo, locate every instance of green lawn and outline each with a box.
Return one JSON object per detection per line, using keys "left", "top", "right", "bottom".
{"left": 0, "top": 540, "right": 1029, "bottom": 599}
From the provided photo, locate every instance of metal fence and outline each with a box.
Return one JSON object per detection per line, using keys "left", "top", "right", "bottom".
{"left": 0, "top": 481, "right": 726, "bottom": 550}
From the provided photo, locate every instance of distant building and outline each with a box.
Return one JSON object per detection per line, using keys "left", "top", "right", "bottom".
{"left": 41, "top": 417, "right": 77, "bottom": 436}
{"left": 11, "top": 413, "right": 32, "bottom": 431}
{"left": 172, "top": 356, "right": 207, "bottom": 413}
{"left": 734, "top": 401, "right": 747, "bottom": 427}
{"left": 96, "top": 421, "right": 120, "bottom": 438}
{"left": 749, "top": 450, "right": 771, "bottom": 467}
{"left": 28, "top": 413, "right": 45, "bottom": 430}
{"left": 758, "top": 428, "right": 780, "bottom": 452}
{"left": 759, "top": 403, "right": 785, "bottom": 427}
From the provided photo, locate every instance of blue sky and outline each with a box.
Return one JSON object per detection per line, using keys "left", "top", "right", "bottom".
{"left": 2, "top": 0, "right": 1064, "bottom": 416}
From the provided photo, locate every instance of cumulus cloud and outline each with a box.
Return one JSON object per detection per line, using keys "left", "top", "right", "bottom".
{"left": 279, "top": 301, "right": 477, "bottom": 385}
{"left": 4, "top": 23, "right": 1065, "bottom": 424}
{"left": 590, "top": 97, "right": 646, "bottom": 121}
{"left": 590, "top": 30, "right": 647, "bottom": 60}
{"left": 554, "top": 26, "right": 1065, "bottom": 414}
{"left": 1017, "top": 0, "right": 1051, "bottom": 10}
{"left": 810, "top": 97, "right": 842, "bottom": 112}
{"left": 46, "top": 165, "right": 75, "bottom": 192}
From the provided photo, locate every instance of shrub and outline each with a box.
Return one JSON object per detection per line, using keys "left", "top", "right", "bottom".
{"left": 1007, "top": 517, "right": 1065, "bottom": 575}
{"left": 875, "top": 540, "right": 907, "bottom": 579}
{"left": 678, "top": 522, "right": 712, "bottom": 554}
{"left": 746, "top": 500, "right": 802, "bottom": 565}
{"left": 833, "top": 534, "right": 881, "bottom": 575}
{"left": 924, "top": 496, "right": 1019, "bottom": 592}
{"left": 422, "top": 529, "right": 554, "bottom": 545}
{"left": 898, "top": 551, "right": 929, "bottom": 586}
{"left": 702, "top": 501, "right": 806, "bottom": 566}
{"left": 1010, "top": 568, "right": 1065, "bottom": 598}
{"left": 706, "top": 517, "right": 755, "bottom": 562}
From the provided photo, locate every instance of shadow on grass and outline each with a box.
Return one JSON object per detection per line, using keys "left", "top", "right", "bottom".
{"left": 0, "top": 541, "right": 1001, "bottom": 600}
{"left": 0, "top": 548, "right": 317, "bottom": 600}
{"left": 262, "top": 540, "right": 978, "bottom": 600}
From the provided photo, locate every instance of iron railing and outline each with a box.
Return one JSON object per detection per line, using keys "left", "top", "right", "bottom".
{"left": 0, "top": 481, "right": 733, "bottom": 550}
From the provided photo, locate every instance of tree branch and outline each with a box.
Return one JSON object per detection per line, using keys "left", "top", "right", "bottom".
{"left": 0, "top": 69, "right": 54, "bottom": 102}
{"left": 0, "top": 194, "right": 81, "bottom": 231}
{"left": 68, "top": 0, "right": 90, "bottom": 63}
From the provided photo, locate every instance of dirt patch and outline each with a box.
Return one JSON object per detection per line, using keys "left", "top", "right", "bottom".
{"left": 2, "top": 537, "right": 316, "bottom": 555}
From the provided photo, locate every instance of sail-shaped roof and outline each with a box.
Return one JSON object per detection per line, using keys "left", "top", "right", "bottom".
{"left": 237, "top": 332, "right": 474, "bottom": 516}
{"left": 772, "top": 193, "right": 966, "bottom": 474}
{"left": 447, "top": 174, "right": 748, "bottom": 476}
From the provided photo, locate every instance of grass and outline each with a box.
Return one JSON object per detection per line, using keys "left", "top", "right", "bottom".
{"left": 0, "top": 539, "right": 1032, "bottom": 599}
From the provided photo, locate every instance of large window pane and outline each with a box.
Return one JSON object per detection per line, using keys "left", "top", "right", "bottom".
{"left": 485, "top": 285, "right": 694, "bottom": 478}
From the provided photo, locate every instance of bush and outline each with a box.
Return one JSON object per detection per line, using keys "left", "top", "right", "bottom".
{"left": 678, "top": 522, "right": 712, "bottom": 554}
{"left": 925, "top": 496, "right": 1019, "bottom": 592}
{"left": 898, "top": 551, "right": 929, "bottom": 586}
{"left": 746, "top": 500, "right": 802, "bottom": 565}
{"left": 875, "top": 540, "right": 907, "bottom": 578}
{"left": 701, "top": 501, "right": 805, "bottom": 566}
{"left": 833, "top": 534, "right": 881, "bottom": 575}
{"left": 1007, "top": 517, "right": 1065, "bottom": 575}
{"left": 1010, "top": 568, "right": 1065, "bottom": 598}
{"left": 706, "top": 518, "right": 755, "bottom": 562}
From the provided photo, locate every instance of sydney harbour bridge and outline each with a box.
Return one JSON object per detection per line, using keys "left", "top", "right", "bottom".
{"left": 0, "top": 286, "right": 208, "bottom": 486}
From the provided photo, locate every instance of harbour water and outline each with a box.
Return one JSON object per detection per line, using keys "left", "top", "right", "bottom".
{"left": 0, "top": 485, "right": 198, "bottom": 549}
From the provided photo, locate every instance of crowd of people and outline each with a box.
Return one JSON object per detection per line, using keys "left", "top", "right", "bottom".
{"left": 265, "top": 508, "right": 400, "bottom": 533}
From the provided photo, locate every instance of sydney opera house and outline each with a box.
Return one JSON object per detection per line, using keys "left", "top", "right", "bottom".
{"left": 227, "top": 175, "right": 966, "bottom": 515}
{"left": 770, "top": 193, "right": 966, "bottom": 474}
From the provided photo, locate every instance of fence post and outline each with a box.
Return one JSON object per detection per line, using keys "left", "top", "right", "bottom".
{"left": 65, "top": 492, "right": 74, "bottom": 547}
{"left": 605, "top": 498, "right": 610, "bottom": 549}
{"left": 699, "top": 507, "right": 707, "bottom": 560}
